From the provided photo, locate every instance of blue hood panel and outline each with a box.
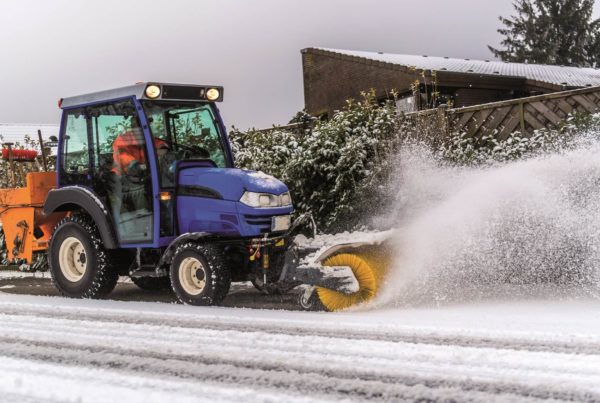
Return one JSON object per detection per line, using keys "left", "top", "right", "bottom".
{"left": 178, "top": 167, "right": 289, "bottom": 200}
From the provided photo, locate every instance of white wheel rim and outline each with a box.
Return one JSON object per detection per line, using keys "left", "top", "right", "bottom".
{"left": 178, "top": 257, "right": 207, "bottom": 295}
{"left": 58, "top": 236, "right": 87, "bottom": 282}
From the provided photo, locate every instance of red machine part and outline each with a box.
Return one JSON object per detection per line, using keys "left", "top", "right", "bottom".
{"left": 2, "top": 148, "right": 38, "bottom": 161}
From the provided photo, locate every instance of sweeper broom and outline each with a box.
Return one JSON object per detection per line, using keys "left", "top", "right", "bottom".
{"left": 0, "top": 83, "right": 393, "bottom": 311}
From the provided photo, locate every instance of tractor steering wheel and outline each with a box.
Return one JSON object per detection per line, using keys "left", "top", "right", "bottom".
{"left": 178, "top": 145, "right": 210, "bottom": 160}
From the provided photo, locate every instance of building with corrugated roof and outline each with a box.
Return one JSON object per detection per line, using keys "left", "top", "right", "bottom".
{"left": 302, "top": 48, "right": 600, "bottom": 118}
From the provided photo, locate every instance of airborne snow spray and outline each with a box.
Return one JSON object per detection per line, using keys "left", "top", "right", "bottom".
{"left": 372, "top": 137, "right": 600, "bottom": 308}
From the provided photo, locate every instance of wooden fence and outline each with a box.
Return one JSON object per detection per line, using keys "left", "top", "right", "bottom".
{"left": 408, "top": 85, "right": 600, "bottom": 141}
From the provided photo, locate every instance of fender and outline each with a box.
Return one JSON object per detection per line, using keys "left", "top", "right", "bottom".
{"left": 43, "top": 186, "right": 118, "bottom": 249}
{"left": 157, "top": 232, "right": 213, "bottom": 271}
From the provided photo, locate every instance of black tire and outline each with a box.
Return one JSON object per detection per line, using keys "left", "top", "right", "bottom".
{"left": 48, "top": 215, "right": 118, "bottom": 298}
{"left": 298, "top": 287, "right": 327, "bottom": 311}
{"left": 131, "top": 276, "right": 171, "bottom": 291}
{"left": 170, "top": 242, "right": 231, "bottom": 306}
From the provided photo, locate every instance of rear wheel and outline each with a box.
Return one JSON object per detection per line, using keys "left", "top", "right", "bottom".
{"left": 170, "top": 242, "right": 231, "bottom": 305}
{"left": 131, "top": 276, "right": 171, "bottom": 291}
{"left": 49, "top": 215, "right": 118, "bottom": 298}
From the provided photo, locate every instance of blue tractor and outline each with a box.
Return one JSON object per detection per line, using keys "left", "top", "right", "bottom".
{"left": 43, "top": 82, "right": 358, "bottom": 307}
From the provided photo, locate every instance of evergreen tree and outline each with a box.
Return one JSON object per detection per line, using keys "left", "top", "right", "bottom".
{"left": 489, "top": 0, "right": 600, "bottom": 67}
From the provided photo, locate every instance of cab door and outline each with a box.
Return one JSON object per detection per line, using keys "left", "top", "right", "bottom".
{"left": 60, "top": 99, "right": 155, "bottom": 245}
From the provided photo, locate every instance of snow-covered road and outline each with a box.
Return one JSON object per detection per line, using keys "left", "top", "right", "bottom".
{"left": 0, "top": 293, "right": 599, "bottom": 402}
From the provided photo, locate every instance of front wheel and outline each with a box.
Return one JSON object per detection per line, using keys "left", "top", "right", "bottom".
{"left": 48, "top": 215, "right": 118, "bottom": 298}
{"left": 170, "top": 242, "right": 231, "bottom": 306}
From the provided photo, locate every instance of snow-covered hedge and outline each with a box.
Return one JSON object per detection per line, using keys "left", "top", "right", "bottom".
{"left": 231, "top": 91, "right": 401, "bottom": 232}
{"left": 231, "top": 97, "right": 600, "bottom": 232}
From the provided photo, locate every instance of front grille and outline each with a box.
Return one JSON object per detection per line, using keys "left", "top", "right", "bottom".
{"left": 244, "top": 214, "right": 272, "bottom": 234}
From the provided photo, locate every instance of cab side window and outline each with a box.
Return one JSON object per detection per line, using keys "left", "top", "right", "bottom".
{"left": 60, "top": 109, "right": 90, "bottom": 186}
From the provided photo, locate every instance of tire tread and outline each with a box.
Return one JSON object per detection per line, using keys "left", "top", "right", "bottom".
{"left": 170, "top": 242, "right": 231, "bottom": 305}
{"left": 49, "top": 214, "right": 118, "bottom": 298}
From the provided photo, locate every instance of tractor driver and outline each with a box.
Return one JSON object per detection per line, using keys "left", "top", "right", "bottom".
{"left": 112, "top": 117, "right": 168, "bottom": 215}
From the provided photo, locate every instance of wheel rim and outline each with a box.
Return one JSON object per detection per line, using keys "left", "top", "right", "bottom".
{"left": 178, "top": 257, "right": 207, "bottom": 295}
{"left": 299, "top": 287, "right": 315, "bottom": 309}
{"left": 58, "top": 236, "right": 87, "bottom": 282}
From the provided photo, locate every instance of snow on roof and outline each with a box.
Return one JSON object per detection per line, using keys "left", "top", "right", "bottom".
{"left": 0, "top": 123, "right": 59, "bottom": 146}
{"left": 313, "top": 48, "right": 600, "bottom": 88}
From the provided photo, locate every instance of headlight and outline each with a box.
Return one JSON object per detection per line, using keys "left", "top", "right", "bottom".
{"left": 280, "top": 191, "right": 292, "bottom": 206}
{"left": 206, "top": 88, "right": 220, "bottom": 101}
{"left": 240, "top": 191, "right": 293, "bottom": 208}
{"left": 145, "top": 84, "right": 161, "bottom": 99}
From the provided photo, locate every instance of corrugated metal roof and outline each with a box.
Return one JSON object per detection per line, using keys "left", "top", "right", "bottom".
{"left": 0, "top": 124, "right": 59, "bottom": 146}
{"left": 315, "top": 48, "right": 600, "bottom": 88}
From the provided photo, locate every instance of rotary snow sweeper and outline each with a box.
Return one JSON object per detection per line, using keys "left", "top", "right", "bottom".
{"left": 0, "top": 82, "right": 391, "bottom": 311}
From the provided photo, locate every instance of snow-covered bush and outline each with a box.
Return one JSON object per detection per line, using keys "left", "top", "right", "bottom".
{"left": 231, "top": 91, "right": 402, "bottom": 232}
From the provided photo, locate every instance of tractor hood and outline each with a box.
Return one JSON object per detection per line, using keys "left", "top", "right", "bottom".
{"left": 178, "top": 167, "right": 289, "bottom": 201}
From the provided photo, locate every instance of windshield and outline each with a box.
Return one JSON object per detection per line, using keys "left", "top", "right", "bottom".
{"left": 142, "top": 101, "right": 229, "bottom": 187}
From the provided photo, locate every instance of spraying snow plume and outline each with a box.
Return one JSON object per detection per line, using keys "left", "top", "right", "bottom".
{"left": 373, "top": 136, "right": 600, "bottom": 308}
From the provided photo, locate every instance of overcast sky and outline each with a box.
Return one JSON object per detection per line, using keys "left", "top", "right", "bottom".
{"left": 1, "top": 0, "right": 599, "bottom": 130}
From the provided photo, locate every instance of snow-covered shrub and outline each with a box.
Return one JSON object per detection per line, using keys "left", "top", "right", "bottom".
{"left": 230, "top": 126, "right": 300, "bottom": 183}
{"left": 231, "top": 91, "right": 402, "bottom": 232}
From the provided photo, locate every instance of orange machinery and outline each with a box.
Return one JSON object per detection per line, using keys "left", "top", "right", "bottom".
{"left": 0, "top": 172, "right": 65, "bottom": 266}
{"left": 0, "top": 144, "right": 65, "bottom": 268}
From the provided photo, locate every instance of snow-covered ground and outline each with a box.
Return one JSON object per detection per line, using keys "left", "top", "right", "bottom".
{"left": 1, "top": 291, "right": 599, "bottom": 402}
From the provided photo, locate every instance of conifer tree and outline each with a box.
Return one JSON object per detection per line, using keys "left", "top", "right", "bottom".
{"left": 489, "top": 0, "right": 600, "bottom": 67}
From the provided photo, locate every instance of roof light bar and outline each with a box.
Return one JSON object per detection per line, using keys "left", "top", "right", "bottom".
{"left": 206, "top": 88, "right": 220, "bottom": 101}
{"left": 145, "top": 84, "right": 161, "bottom": 99}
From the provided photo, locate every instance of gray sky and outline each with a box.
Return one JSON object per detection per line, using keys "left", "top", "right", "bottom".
{"left": 1, "top": 0, "right": 599, "bottom": 130}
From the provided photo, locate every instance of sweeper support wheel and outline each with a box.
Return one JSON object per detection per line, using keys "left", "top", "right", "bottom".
{"left": 315, "top": 246, "right": 390, "bottom": 311}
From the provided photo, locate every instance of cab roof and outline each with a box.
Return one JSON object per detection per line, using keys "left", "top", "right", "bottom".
{"left": 60, "top": 82, "right": 224, "bottom": 109}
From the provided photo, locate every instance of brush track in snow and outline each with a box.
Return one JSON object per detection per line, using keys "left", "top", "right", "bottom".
{"left": 0, "top": 294, "right": 599, "bottom": 402}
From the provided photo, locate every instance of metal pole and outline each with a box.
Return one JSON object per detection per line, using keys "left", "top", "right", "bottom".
{"left": 37, "top": 129, "right": 48, "bottom": 171}
{"left": 5, "top": 143, "right": 15, "bottom": 187}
